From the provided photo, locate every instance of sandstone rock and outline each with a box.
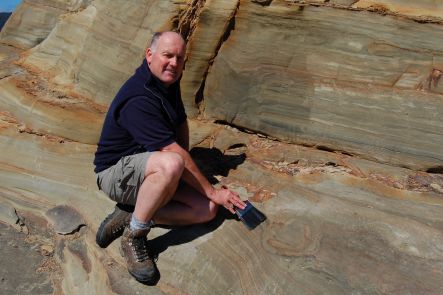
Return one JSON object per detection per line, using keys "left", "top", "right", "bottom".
{"left": 40, "top": 244, "right": 55, "bottom": 256}
{"left": 0, "top": 203, "right": 22, "bottom": 231}
{"left": 204, "top": 1, "right": 443, "bottom": 171}
{"left": 0, "top": 73, "right": 104, "bottom": 144}
{"left": 0, "top": 0, "right": 443, "bottom": 294}
{"left": 0, "top": 43, "right": 21, "bottom": 79}
{"left": 0, "top": 223, "right": 54, "bottom": 294}
{"left": 20, "top": 0, "right": 188, "bottom": 104}
{"left": 353, "top": 0, "right": 443, "bottom": 20}
{"left": 45, "top": 205, "right": 85, "bottom": 235}
{"left": 0, "top": 0, "right": 90, "bottom": 49}
{"left": 1, "top": 110, "right": 443, "bottom": 293}
{"left": 180, "top": 0, "right": 239, "bottom": 117}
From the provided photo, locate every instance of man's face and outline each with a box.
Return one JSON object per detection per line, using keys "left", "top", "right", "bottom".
{"left": 146, "top": 33, "right": 186, "bottom": 87}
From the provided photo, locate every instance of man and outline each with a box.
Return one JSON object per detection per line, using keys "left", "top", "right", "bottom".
{"left": 93, "top": 31, "right": 245, "bottom": 284}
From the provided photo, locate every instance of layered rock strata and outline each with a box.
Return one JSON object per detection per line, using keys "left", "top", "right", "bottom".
{"left": 0, "top": 0, "right": 442, "bottom": 294}
{"left": 204, "top": 0, "right": 443, "bottom": 171}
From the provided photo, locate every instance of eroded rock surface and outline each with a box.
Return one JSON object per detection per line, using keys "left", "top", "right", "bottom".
{"left": 46, "top": 205, "right": 85, "bottom": 235}
{"left": 204, "top": 0, "right": 443, "bottom": 171}
{"left": 0, "top": 223, "right": 54, "bottom": 294}
{"left": 1, "top": 0, "right": 442, "bottom": 294}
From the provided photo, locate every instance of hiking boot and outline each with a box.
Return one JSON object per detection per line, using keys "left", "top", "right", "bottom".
{"left": 96, "top": 205, "right": 132, "bottom": 248}
{"left": 121, "top": 226, "right": 159, "bottom": 285}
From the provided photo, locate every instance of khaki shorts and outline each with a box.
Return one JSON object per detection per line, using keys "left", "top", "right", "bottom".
{"left": 96, "top": 152, "right": 154, "bottom": 205}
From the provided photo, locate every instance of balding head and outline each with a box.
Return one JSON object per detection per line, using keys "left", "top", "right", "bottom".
{"left": 146, "top": 31, "right": 186, "bottom": 86}
{"left": 149, "top": 31, "right": 186, "bottom": 53}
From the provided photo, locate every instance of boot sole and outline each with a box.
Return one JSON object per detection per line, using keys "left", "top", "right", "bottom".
{"left": 95, "top": 223, "right": 111, "bottom": 248}
{"left": 128, "top": 269, "right": 160, "bottom": 285}
{"left": 120, "top": 247, "right": 160, "bottom": 285}
{"left": 96, "top": 222, "right": 124, "bottom": 248}
{"left": 96, "top": 211, "right": 131, "bottom": 248}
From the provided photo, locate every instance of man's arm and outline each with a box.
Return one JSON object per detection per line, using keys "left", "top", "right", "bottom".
{"left": 160, "top": 141, "right": 245, "bottom": 213}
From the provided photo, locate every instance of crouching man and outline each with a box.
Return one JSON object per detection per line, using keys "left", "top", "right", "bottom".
{"left": 93, "top": 31, "right": 245, "bottom": 284}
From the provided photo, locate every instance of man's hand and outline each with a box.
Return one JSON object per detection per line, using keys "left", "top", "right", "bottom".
{"left": 161, "top": 141, "right": 246, "bottom": 214}
{"left": 211, "top": 186, "right": 246, "bottom": 214}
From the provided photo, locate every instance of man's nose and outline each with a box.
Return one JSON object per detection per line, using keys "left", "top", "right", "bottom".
{"left": 170, "top": 57, "right": 177, "bottom": 67}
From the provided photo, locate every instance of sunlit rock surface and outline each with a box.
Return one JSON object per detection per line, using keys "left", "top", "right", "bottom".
{"left": 19, "top": 0, "right": 188, "bottom": 104}
{"left": 204, "top": 0, "right": 443, "bottom": 171}
{"left": 0, "top": 0, "right": 92, "bottom": 49}
{"left": 1, "top": 0, "right": 442, "bottom": 294}
{"left": 352, "top": 0, "right": 443, "bottom": 20}
{"left": 179, "top": 0, "right": 239, "bottom": 117}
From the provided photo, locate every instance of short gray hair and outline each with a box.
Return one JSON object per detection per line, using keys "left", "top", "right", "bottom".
{"left": 149, "top": 31, "right": 185, "bottom": 52}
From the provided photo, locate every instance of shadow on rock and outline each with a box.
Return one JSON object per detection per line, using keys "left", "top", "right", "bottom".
{"left": 148, "top": 146, "right": 246, "bottom": 256}
{"left": 190, "top": 146, "right": 246, "bottom": 184}
{"left": 108, "top": 147, "right": 245, "bottom": 285}
{"left": 140, "top": 209, "right": 237, "bottom": 286}
{"left": 148, "top": 207, "right": 237, "bottom": 257}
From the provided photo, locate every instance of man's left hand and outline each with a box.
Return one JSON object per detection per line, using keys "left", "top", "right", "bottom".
{"left": 212, "top": 186, "right": 246, "bottom": 214}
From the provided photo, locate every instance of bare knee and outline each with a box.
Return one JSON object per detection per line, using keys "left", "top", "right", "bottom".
{"left": 160, "top": 152, "right": 185, "bottom": 178}
{"left": 195, "top": 201, "right": 218, "bottom": 223}
{"left": 207, "top": 202, "right": 219, "bottom": 221}
{"left": 147, "top": 152, "right": 184, "bottom": 181}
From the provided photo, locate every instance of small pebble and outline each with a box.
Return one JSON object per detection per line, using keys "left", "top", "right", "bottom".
{"left": 430, "top": 183, "right": 443, "bottom": 194}
{"left": 41, "top": 245, "right": 54, "bottom": 256}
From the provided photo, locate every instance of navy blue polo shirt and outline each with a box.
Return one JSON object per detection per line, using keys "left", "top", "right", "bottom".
{"left": 93, "top": 59, "right": 187, "bottom": 173}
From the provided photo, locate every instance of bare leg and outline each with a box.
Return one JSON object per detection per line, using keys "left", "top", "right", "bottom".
{"left": 153, "top": 184, "right": 219, "bottom": 226}
{"left": 132, "top": 151, "right": 184, "bottom": 222}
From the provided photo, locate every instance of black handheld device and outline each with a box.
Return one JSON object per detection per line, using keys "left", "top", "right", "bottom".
{"left": 235, "top": 201, "right": 267, "bottom": 230}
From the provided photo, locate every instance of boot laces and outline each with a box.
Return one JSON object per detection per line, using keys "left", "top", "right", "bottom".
{"left": 131, "top": 236, "right": 150, "bottom": 262}
{"left": 104, "top": 210, "right": 129, "bottom": 235}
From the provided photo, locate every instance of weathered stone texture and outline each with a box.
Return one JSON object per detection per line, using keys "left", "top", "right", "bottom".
{"left": 2, "top": 111, "right": 442, "bottom": 294}
{"left": 281, "top": 0, "right": 443, "bottom": 19}
{"left": 204, "top": 1, "right": 443, "bottom": 170}
{"left": 353, "top": 0, "right": 443, "bottom": 20}
{"left": 0, "top": 74, "right": 104, "bottom": 144}
{"left": 0, "top": 0, "right": 91, "bottom": 49}
{"left": 19, "top": 0, "right": 187, "bottom": 104}
{"left": 180, "top": 0, "right": 239, "bottom": 117}
{"left": 1, "top": 0, "right": 443, "bottom": 294}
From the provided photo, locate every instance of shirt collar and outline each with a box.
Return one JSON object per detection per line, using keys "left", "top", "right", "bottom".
{"left": 139, "top": 58, "right": 179, "bottom": 97}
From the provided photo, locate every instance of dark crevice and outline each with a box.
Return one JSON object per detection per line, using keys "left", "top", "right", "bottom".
{"left": 0, "top": 74, "right": 13, "bottom": 80}
{"left": 195, "top": 0, "right": 240, "bottom": 113}
{"left": 195, "top": 77, "right": 205, "bottom": 107}
{"left": 251, "top": 0, "right": 273, "bottom": 7}
{"left": 426, "top": 166, "right": 443, "bottom": 174}
{"left": 174, "top": 0, "right": 207, "bottom": 41}
{"left": 214, "top": 120, "right": 272, "bottom": 138}
{"left": 316, "top": 145, "right": 355, "bottom": 156}
{"left": 316, "top": 145, "right": 336, "bottom": 153}
{"left": 221, "top": 5, "right": 237, "bottom": 46}
{"left": 227, "top": 143, "right": 247, "bottom": 150}
{"left": 214, "top": 121, "right": 363, "bottom": 159}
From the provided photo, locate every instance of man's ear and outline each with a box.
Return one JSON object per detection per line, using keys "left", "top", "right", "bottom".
{"left": 145, "top": 48, "right": 152, "bottom": 64}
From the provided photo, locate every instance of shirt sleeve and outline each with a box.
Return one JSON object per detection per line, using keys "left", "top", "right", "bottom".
{"left": 118, "top": 96, "right": 176, "bottom": 151}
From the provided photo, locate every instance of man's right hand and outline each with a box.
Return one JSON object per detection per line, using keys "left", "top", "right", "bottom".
{"left": 161, "top": 142, "right": 246, "bottom": 214}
